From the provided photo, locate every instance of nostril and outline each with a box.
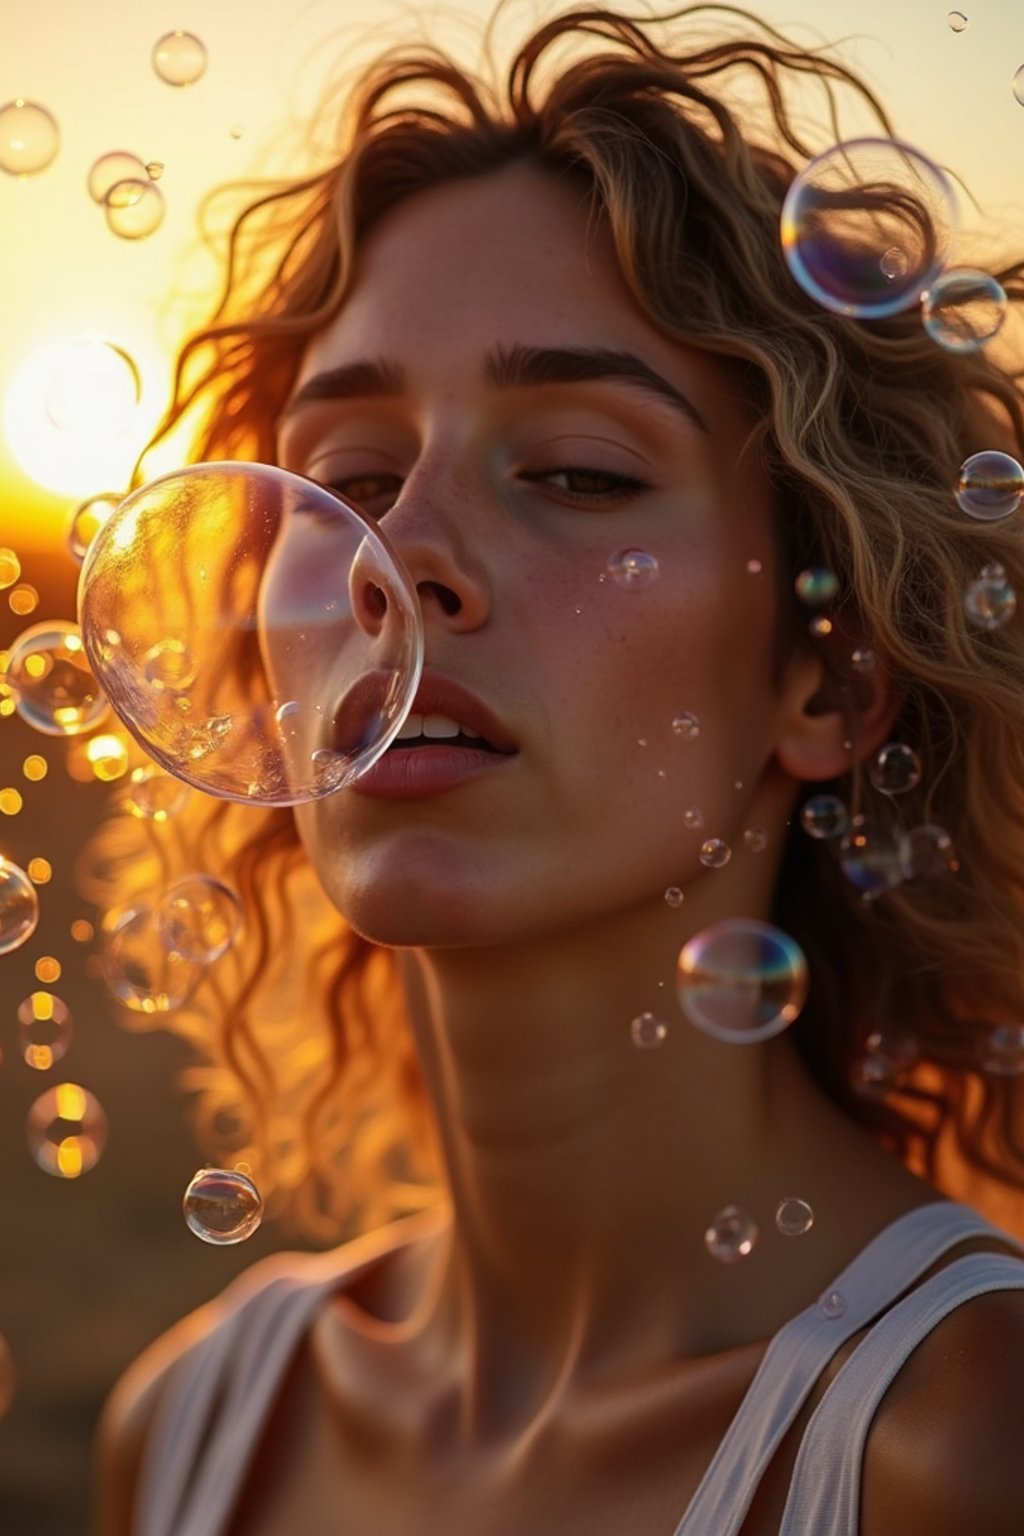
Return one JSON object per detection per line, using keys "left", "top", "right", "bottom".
{"left": 420, "top": 580, "right": 460, "bottom": 617}
{"left": 362, "top": 582, "right": 388, "bottom": 621}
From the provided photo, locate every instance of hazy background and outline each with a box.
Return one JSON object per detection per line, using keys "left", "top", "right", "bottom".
{"left": 2, "top": 1, "right": 1024, "bottom": 1531}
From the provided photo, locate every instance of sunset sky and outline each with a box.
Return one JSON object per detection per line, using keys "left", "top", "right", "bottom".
{"left": 2, "top": 0, "right": 1023, "bottom": 554}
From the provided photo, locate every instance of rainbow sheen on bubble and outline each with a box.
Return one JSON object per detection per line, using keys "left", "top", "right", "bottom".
{"left": 677, "top": 918, "right": 808, "bottom": 1044}
{"left": 780, "top": 137, "right": 957, "bottom": 318}
{"left": 922, "top": 268, "right": 1007, "bottom": 353}
{"left": 78, "top": 462, "right": 424, "bottom": 805}
{"left": 955, "top": 451, "right": 1024, "bottom": 521}
{"left": 183, "top": 1167, "right": 263, "bottom": 1244}
{"left": 608, "top": 548, "right": 659, "bottom": 588}
{"left": 794, "top": 567, "right": 839, "bottom": 606}
{"left": 800, "top": 794, "right": 849, "bottom": 840}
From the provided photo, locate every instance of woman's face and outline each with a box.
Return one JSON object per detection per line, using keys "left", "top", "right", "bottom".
{"left": 277, "top": 161, "right": 804, "bottom": 947}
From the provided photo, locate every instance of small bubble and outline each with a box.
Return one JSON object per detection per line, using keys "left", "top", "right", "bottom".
{"left": 87, "top": 151, "right": 147, "bottom": 203}
{"left": 0, "top": 787, "right": 23, "bottom": 816}
{"left": 955, "top": 451, "right": 1024, "bottom": 522}
{"left": 922, "top": 268, "right": 1008, "bottom": 353}
{"left": 851, "top": 646, "right": 876, "bottom": 673}
{"left": 630, "top": 1012, "right": 669, "bottom": 1050}
{"left": 880, "top": 246, "right": 908, "bottom": 280}
{"left": 809, "top": 615, "right": 833, "bottom": 638}
{"left": 838, "top": 815, "right": 908, "bottom": 897}
{"left": 947, "top": 10, "right": 968, "bottom": 31}
{"left": 794, "top": 567, "right": 839, "bottom": 607}
{"left": 672, "top": 711, "right": 699, "bottom": 739}
{"left": 145, "top": 160, "right": 164, "bottom": 180}
{"left": 637, "top": 737, "right": 648, "bottom": 748}
{"left": 6, "top": 622, "right": 106, "bottom": 735}
{"left": 0, "top": 99, "right": 60, "bottom": 176}
{"left": 22, "top": 754, "right": 47, "bottom": 781}
{"left": 852, "top": 1027, "right": 920, "bottom": 1093}
{"left": 746, "top": 558, "right": 763, "bottom": 575}
{"left": 0, "top": 857, "right": 40, "bottom": 954}
{"left": 678, "top": 918, "right": 808, "bottom": 1044}
{"left": 103, "top": 904, "right": 204, "bottom": 1013}
{"left": 900, "top": 823, "right": 959, "bottom": 880}
{"left": 18, "top": 991, "right": 72, "bottom": 1070}
{"left": 663, "top": 886, "right": 685, "bottom": 908}
{"left": 1015, "top": 65, "right": 1024, "bottom": 108}
{"left": 608, "top": 548, "right": 659, "bottom": 588}
{"left": 26, "top": 1083, "right": 108, "bottom": 1177}
{"left": 274, "top": 699, "right": 301, "bottom": 723}
{"left": 0, "top": 548, "right": 21, "bottom": 588}
{"left": 963, "top": 563, "right": 1016, "bottom": 630}
{"left": 978, "top": 1023, "right": 1024, "bottom": 1076}
{"left": 9, "top": 584, "right": 38, "bottom": 615}
{"left": 183, "top": 1167, "right": 263, "bottom": 1244}
{"left": 699, "top": 838, "right": 731, "bottom": 869}
{"left": 152, "top": 30, "right": 208, "bottom": 87}
{"left": 70, "top": 919, "right": 94, "bottom": 943}
{"left": 818, "top": 1288, "right": 847, "bottom": 1319}
{"left": 143, "top": 638, "right": 197, "bottom": 691}
{"left": 775, "top": 1196, "right": 815, "bottom": 1237}
{"left": 105, "top": 178, "right": 165, "bottom": 240}
{"left": 124, "top": 764, "right": 190, "bottom": 822}
{"left": 67, "top": 495, "right": 120, "bottom": 565}
{"left": 742, "top": 827, "right": 767, "bottom": 853}
{"left": 157, "top": 876, "right": 242, "bottom": 964}
{"left": 86, "top": 734, "right": 129, "bottom": 782}
{"left": 868, "top": 741, "right": 922, "bottom": 795}
{"left": 228, "top": 123, "right": 244, "bottom": 140}
{"left": 35, "top": 956, "right": 61, "bottom": 983}
{"left": 705, "top": 1204, "right": 758, "bottom": 1263}
{"left": 27, "top": 858, "right": 52, "bottom": 884}
{"left": 683, "top": 807, "right": 704, "bottom": 831}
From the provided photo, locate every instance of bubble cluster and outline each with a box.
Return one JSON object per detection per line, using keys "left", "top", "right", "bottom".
{"left": 677, "top": 918, "right": 808, "bottom": 1044}
{"left": 780, "top": 137, "right": 957, "bottom": 318}
{"left": 705, "top": 1204, "right": 758, "bottom": 1263}
{"left": 152, "top": 31, "right": 208, "bottom": 87}
{"left": 963, "top": 564, "right": 1016, "bottom": 630}
{"left": 6, "top": 621, "right": 107, "bottom": 735}
{"left": 800, "top": 794, "right": 849, "bottom": 840}
{"left": 78, "top": 463, "right": 424, "bottom": 805}
{"left": 955, "top": 451, "right": 1024, "bottom": 522}
{"left": 775, "top": 1197, "right": 815, "bottom": 1237}
{"left": 922, "top": 268, "right": 1007, "bottom": 353}
{"left": 157, "top": 876, "right": 242, "bottom": 964}
{"left": 0, "top": 857, "right": 40, "bottom": 954}
{"left": 0, "top": 99, "right": 60, "bottom": 175}
{"left": 630, "top": 1012, "right": 669, "bottom": 1050}
{"left": 18, "top": 992, "right": 73, "bottom": 1069}
{"left": 978, "top": 1024, "right": 1024, "bottom": 1076}
{"left": 794, "top": 567, "right": 839, "bottom": 607}
{"left": 607, "top": 548, "right": 659, "bottom": 588}
{"left": 183, "top": 1168, "right": 263, "bottom": 1245}
{"left": 26, "top": 1083, "right": 108, "bottom": 1177}
{"left": 838, "top": 816, "right": 908, "bottom": 897}
{"left": 868, "top": 742, "right": 922, "bottom": 795}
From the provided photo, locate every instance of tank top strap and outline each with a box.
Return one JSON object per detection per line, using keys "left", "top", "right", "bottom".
{"left": 672, "top": 1200, "right": 1023, "bottom": 1536}
{"left": 777, "top": 1249, "right": 1024, "bottom": 1535}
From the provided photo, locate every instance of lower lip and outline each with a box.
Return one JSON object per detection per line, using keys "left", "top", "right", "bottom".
{"left": 349, "top": 744, "right": 517, "bottom": 799}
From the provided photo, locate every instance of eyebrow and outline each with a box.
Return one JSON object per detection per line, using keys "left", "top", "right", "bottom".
{"left": 282, "top": 343, "right": 708, "bottom": 433}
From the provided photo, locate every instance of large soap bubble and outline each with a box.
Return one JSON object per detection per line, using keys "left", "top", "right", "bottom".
{"left": 781, "top": 137, "right": 957, "bottom": 318}
{"left": 78, "top": 462, "right": 423, "bottom": 804}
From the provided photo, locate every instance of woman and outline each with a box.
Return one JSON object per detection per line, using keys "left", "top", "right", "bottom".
{"left": 92, "top": 3, "right": 1024, "bottom": 1531}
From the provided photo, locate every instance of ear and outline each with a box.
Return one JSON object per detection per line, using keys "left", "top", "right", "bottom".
{"left": 772, "top": 622, "right": 902, "bottom": 784}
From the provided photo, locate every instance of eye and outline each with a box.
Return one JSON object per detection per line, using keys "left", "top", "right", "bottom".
{"left": 312, "top": 467, "right": 651, "bottom": 510}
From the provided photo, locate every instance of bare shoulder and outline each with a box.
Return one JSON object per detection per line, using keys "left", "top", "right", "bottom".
{"left": 91, "top": 1250, "right": 326, "bottom": 1536}
{"left": 862, "top": 1278, "right": 1024, "bottom": 1536}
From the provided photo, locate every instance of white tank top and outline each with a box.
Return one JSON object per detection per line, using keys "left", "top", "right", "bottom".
{"left": 135, "top": 1199, "right": 1024, "bottom": 1534}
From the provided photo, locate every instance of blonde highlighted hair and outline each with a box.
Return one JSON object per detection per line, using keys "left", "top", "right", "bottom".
{"left": 82, "top": 2, "right": 1024, "bottom": 1242}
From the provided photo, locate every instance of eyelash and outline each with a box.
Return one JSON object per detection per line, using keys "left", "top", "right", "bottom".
{"left": 317, "top": 466, "right": 651, "bottom": 508}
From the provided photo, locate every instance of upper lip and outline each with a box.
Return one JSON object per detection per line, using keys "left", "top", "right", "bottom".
{"left": 331, "top": 669, "right": 518, "bottom": 755}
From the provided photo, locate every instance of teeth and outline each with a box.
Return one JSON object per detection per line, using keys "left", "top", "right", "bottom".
{"left": 395, "top": 711, "right": 483, "bottom": 741}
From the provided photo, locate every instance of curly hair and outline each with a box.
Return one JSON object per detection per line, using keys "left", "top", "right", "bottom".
{"left": 80, "top": 0, "right": 1024, "bottom": 1243}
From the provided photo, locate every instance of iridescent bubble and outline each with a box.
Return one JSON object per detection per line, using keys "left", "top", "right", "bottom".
{"left": 780, "top": 137, "right": 957, "bottom": 318}
{"left": 103, "top": 904, "right": 204, "bottom": 1014}
{"left": 955, "top": 451, "right": 1024, "bottom": 521}
{"left": 900, "top": 822, "right": 958, "bottom": 879}
{"left": 947, "top": 11, "right": 968, "bottom": 31}
{"left": 868, "top": 741, "right": 922, "bottom": 795}
{"left": 0, "top": 1335, "right": 14, "bottom": 1421}
{"left": 0, "top": 99, "right": 59, "bottom": 175}
{"left": 630, "top": 1012, "right": 668, "bottom": 1050}
{"left": 0, "top": 857, "right": 40, "bottom": 954}
{"left": 86, "top": 151, "right": 147, "bottom": 203}
{"left": 963, "top": 563, "right": 1016, "bottom": 630}
{"left": 67, "top": 494, "right": 121, "bottom": 565}
{"left": 839, "top": 815, "right": 907, "bottom": 897}
{"left": 152, "top": 31, "right": 208, "bottom": 86}
{"left": 742, "top": 827, "right": 767, "bottom": 854}
{"left": 775, "top": 1196, "right": 815, "bottom": 1237}
{"left": 683, "top": 807, "right": 704, "bottom": 831}
{"left": 851, "top": 646, "right": 876, "bottom": 673}
{"left": 17, "top": 991, "right": 72, "bottom": 1069}
{"left": 880, "top": 246, "right": 908, "bottom": 280}
{"left": 671, "top": 711, "right": 699, "bottom": 738}
{"left": 78, "top": 462, "right": 424, "bottom": 806}
{"left": 26, "top": 1083, "right": 108, "bottom": 1177}
{"left": 922, "top": 268, "right": 1008, "bottom": 353}
{"left": 104, "top": 178, "right": 165, "bottom": 240}
{"left": 157, "top": 875, "right": 242, "bottom": 963}
{"left": 664, "top": 886, "right": 685, "bottom": 908}
{"left": 794, "top": 567, "right": 839, "bottom": 607}
{"left": 818, "top": 1288, "right": 847, "bottom": 1319}
{"left": 704, "top": 1204, "right": 758, "bottom": 1263}
{"left": 123, "top": 763, "right": 190, "bottom": 821}
{"left": 183, "top": 1167, "right": 263, "bottom": 1245}
{"left": 1013, "top": 65, "right": 1024, "bottom": 108}
{"left": 800, "top": 794, "right": 849, "bottom": 840}
{"left": 978, "top": 1023, "right": 1024, "bottom": 1075}
{"left": 5, "top": 621, "right": 106, "bottom": 735}
{"left": 608, "top": 548, "right": 659, "bottom": 588}
{"left": 677, "top": 918, "right": 808, "bottom": 1043}
{"left": 699, "top": 838, "right": 731, "bottom": 869}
